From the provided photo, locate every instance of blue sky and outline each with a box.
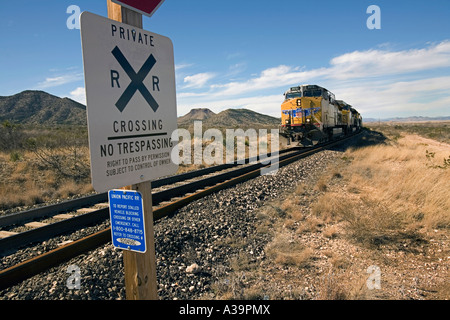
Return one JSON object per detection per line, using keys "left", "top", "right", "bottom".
{"left": 1, "top": 0, "right": 450, "bottom": 119}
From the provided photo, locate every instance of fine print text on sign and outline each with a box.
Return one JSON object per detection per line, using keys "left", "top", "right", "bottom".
{"left": 80, "top": 11, "right": 178, "bottom": 192}
{"left": 109, "top": 189, "right": 146, "bottom": 253}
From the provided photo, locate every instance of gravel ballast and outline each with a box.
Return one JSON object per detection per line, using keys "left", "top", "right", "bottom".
{"left": 1, "top": 149, "right": 343, "bottom": 300}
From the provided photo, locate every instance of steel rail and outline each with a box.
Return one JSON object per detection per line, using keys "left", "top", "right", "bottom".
{"left": 0, "top": 133, "right": 359, "bottom": 291}
{"left": 0, "top": 147, "right": 299, "bottom": 228}
{"left": 0, "top": 209, "right": 109, "bottom": 256}
{"left": 0, "top": 149, "right": 301, "bottom": 254}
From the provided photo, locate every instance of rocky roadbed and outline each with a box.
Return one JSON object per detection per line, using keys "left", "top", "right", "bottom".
{"left": 1, "top": 147, "right": 343, "bottom": 300}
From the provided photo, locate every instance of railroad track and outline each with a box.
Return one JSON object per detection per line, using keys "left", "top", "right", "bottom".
{"left": 0, "top": 132, "right": 359, "bottom": 290}
{"left": 0, "top": 146, "right": 299, "bottom": 254}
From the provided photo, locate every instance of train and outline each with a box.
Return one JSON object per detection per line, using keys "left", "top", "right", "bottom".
{"left": 280, "top": 84, "right": 362, "bottom": 146}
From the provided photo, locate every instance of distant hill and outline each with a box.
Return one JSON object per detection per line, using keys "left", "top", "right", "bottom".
{"left": 1, "top": 91, "right": 281, "bottom": 129}
{"left": 364, "top": 116, "right": 450, "bottom": 123}
{"left": 178, "top": 108, "right": 215, "bottom": 126}
{"left": 179, "top": 108, "right": 280, "bottom": 130}
{"left": 0, "top": 90, "right": 86, "bottom": 125}
{"left": 205, "top": 109, "right": 280, "bottom": 129}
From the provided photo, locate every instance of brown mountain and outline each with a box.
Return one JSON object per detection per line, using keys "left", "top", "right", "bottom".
{"left": 177, "top": 108, "right": 215, "bottom": 126}
{"left": 0, "top": 90, "right": 87, "bottom": 125}
{"left": 178, "top": 108, "right": 280, "bottom": 131}
{"left": 204, "top": 108, "right": 280, "bottom": 129}
{"left": 1, "top": 91, "right": 282, "bottom": 130}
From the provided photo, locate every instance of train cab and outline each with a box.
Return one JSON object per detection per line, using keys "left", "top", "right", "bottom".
{"left": 280, "top": 85, "right": 338, "bottom": 145}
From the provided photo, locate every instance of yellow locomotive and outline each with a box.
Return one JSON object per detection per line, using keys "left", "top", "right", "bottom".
{"left": 280, "top": 84, "right": 361, "bottom": 146}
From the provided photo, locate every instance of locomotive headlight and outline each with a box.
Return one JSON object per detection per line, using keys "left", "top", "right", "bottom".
{"left": 306, "top": 118, "right": 311, "bottom": 123}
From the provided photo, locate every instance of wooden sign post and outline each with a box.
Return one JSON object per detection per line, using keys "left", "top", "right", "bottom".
{"left": 82, "top": 0, "right": 175, "bottom": 300}
{"left": 122, "top": 181, "right": 158, "bottom": 300}
{"left": 106, "top": 0, "right": 158, "bottom": 300}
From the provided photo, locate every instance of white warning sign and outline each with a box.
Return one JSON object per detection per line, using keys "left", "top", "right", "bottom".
{"left": 80, "top": 11, "right": 178, "bottom": 192}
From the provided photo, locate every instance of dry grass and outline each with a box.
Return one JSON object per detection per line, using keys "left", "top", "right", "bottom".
{"left": 266, "top": 232, "right": 314, "bottom": 267}
{"left": 341, "top": 132, "right": 450, "bottom": 232}
{"left": 365, "top": 121, "right": 450, "bottom": 144}
{"left": 213, "top": 124, "right": 449, "bottom": 300}
{"left": 0, "top": 148, "right": 93, "bottom": 210}
{"left": 175, "top": 130, "right": 281, "bottom": 174}
{"left": 311, "top": 127, "right": 450, "bottom": 234}
{"left": 309, "top": 129, "right": 450, "bottom": 299}
{"left": 0, "top": 125, "right": 94, "bottom": 211}
{"left": 316, "top": 269, "right": 369, "bottom": 300}
{"left": 308, "top": 130, "right": 449, "bottom": 251}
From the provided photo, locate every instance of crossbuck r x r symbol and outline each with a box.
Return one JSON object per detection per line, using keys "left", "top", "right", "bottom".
{"left": 111, "top": 46, "right": 159, "bottom": 113}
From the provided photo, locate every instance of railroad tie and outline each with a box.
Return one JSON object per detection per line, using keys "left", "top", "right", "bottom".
{"left": 76, "top": 208, "right": 98, "bottom": 214}
{"left": 0, "top": 231, "right": 18, "bottom": 239}
{"left": 24, "top": 222, "right": 49, "bottom": 228}
{"left": 53, "top": 214, "right": 75, "bottom": 220}
{"left": 96, "top": 202, "right": 110, "bottom": 208}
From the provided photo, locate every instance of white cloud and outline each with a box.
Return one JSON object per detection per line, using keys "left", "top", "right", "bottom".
{"left": 36, "top": 72, "right": 83, "bottom": 89}
{"left": 177, "top": 40, "right": 450, "bottom": 119}
{"left": 227, "top": 62, "right": 247, "bottom": 77}
{"left": 175, "top": 63, "right": 194, "bottom": 70}
{"left": 183, "top": 72, "right": 216, "bottom": 89}
{"left": 209, "top": 41, "right": 450, "bottom": 97}
{"left": 68, "top": 87, "right": 86, "bottom": 105}
{"left": 334, "top": 76, "right": 450, "bottom": 118}
{"left": 209, "top": 65, "right": 327, "bottom": 97}
{"left": 226, "top": 52, "right": 244, "bottom": 60}
{"left": 327, "top": 40, "right": 450, "bottom": 80}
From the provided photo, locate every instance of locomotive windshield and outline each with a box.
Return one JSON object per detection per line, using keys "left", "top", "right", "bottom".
{"left": 286, "top": 92, "right": 302, "bottom": 100}
{"left": 303, "top": 88, "right": 323, "bottom": 97}
{"left": 285, "top": 85, "right": 335, "bottom": 100}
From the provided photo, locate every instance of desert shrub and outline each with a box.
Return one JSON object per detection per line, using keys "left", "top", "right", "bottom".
{"left": 0, "top": 121, "right": 25, "bottom": 151}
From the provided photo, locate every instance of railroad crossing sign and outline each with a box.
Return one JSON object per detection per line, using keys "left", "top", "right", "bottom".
{"left": 80, "top": 11, "right": 178, "bottom": 192}
{"left": 111, "top": 46, "right": 159, "bottom": 112}
{"left": 111, "top": 0, "right": 165, "bottom": 18}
